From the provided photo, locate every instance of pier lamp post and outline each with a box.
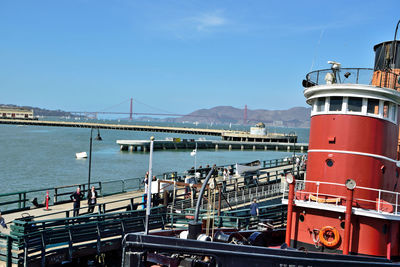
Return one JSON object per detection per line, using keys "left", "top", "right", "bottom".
{"left": 289, "top": 132, "right": 296, "bottom": 175}
{"left": 88, "top": 128, "right": 102, "bottom": 193}
{"left": 145, "top": 136, "right": 155, "bottom": 235}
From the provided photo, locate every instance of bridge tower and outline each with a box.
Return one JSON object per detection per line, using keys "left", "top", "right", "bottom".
{"left": 244, "top": 104, "right": 248, "bottom": 125}
{"left": 129, "top": 98, "right": 133, "bottom": 121}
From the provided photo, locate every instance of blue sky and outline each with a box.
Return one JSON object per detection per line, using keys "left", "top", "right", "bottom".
{"left": 0, "top": 0, "right": 399, "bottom": 116}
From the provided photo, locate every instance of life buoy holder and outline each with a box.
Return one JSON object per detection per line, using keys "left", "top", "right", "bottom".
{"left": 319, "top": 226, "right": 340, "bottom": 248}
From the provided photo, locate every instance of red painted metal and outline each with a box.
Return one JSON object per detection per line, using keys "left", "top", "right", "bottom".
{"left": 285, "top": 180, "right": 295, "bottom": 246}
{"left": 290, "top": 206, "right": 397, "bottom": 256}
{"left": 294, "top": 108, "right": 400, "bottom": 257}
{"left": 343, "top": 188, "right": 354, "bottom": 255}
{"left": 306, "top": 114, "right": 399, "bottom": 209}
{"left": 46, "top": 190, "right": 49, "bottom": 210}
{"left": 387, "top": 222, "right": 392, "bottom": 260}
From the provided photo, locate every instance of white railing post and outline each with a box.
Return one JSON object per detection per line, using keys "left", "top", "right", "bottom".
{"left": 282, "top": 182, "right": 286, "bottom": 200}
{"left": 377, "top": 190, "right": 381, "bottom": 213}
{"left": 396, "top": 192, "right": 399, "bottom": 215}
{"left": 316, "top": 182, "right": 320, "bottom": 201}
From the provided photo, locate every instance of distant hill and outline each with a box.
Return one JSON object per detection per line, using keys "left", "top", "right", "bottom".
{"left": 0, "top": 104, "right": 79, "bottom": 117}
{"left": 1, "top": 103, "right": 311, "bottom": 127}
{"left": 165, "top": 106, "right": 311, "bottom": 127}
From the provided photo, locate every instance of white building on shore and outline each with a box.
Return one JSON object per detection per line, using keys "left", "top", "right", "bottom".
{"left": 0, "top": 106, "right": 34, "bottom": 119}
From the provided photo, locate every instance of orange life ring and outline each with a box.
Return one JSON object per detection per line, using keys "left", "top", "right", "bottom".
{"left": 319, "top": 226, "right": 340, "bottom": 248}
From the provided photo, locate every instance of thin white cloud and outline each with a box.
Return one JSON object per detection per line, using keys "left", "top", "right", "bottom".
{"left": 158, "top": 10, "right": 231, "bottom": 40}
{"left": 190, "top": 11, "right": 228, "bottom": 31}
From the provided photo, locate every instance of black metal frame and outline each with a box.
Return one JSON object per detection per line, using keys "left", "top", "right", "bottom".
{"left": 122, "top": 233, "right": 395, "bottom": 266}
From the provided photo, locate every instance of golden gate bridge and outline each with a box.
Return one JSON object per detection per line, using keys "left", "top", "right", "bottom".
{"left": 68, "top": 98, "right": 249, "bottom": 123}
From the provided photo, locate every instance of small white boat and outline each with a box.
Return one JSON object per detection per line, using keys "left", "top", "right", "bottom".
{"left": 75, "top": 152, "right": 88, "bottom": 159}
{"left": 235, "top": 162, "right": 261, "bottom": 175}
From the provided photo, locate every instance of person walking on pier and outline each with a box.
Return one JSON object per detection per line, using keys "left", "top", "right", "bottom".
{"left": 70, "top": 187, "right": 84, "bottom": 217}
{"left": 0, "top": 211, "right": 7, "bottom": 230}
{"left": 250, "top": 198, "right": 259, "bottom": 221}
{"left": 87, "top": 186, "right": 98, "bottom": 213}
{"left": 222, "top": 168, "right": 228, "bottom": 193}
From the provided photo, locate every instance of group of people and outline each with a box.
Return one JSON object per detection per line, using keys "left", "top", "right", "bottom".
{"left": 295, "top": 155, "right": 307, "bottom": 175}
{"left": 143, "top": 171, "right": 157, "bottom": 191}
{"left": 222, "top": 167, "right": 234, "bottom": 193}
{"left": 70, "top": 186, "right": 98, "bottom": 217}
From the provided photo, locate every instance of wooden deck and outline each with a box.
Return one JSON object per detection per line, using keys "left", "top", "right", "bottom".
{"left": 1, "top": 163, "right": 293, "bottom": 232}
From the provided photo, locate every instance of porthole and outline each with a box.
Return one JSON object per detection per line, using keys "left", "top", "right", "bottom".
{"left": 299, "top": 214, "right": 305, "bottom": 222}
{"left": 326, "top": 159, "right": 334, "bottom": 167}
{"left": 340, "top": 221, "right": 345, "bottom": 229}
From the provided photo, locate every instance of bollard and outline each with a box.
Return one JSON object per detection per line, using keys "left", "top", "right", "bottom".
{"left": 46, "top": 190, "right": 49, "bottom": 210}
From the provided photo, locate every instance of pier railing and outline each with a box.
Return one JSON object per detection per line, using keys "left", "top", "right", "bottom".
{"left": 168, "top": 203, "right": 286, "bottom": 230}
{"left": 0, "top": 157, "right": 292, "bottom": 213}
{"left": 1, "top": 206, "right": 168, "bottom": 266}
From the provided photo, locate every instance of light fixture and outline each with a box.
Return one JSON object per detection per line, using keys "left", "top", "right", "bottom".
{"left": 95, "top": 129, "right": 102, "bottom": 141}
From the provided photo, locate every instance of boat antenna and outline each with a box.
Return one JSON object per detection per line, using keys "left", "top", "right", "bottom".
{"left": 310, "top": 29, "right": 325, "bottom": 71}
{"left": 391, "top": 19, "right": 400, "bottom": 70}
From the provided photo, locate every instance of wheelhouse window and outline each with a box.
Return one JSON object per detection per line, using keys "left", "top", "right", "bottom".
{"left": 383, "top": 101, "right": 390, "bottom": 118}
{"left": 347, "top": 97, "right": 362, "bottom": 112}
{"left": 367, "top": 99, "right": 380, "bottom": 115}
{"left": 316, "top": 97, "right": 325, "bottom": 112}
{"left": 390, "top": 103, "right": 397, "bottom": 121}
{"left": 329, "top": 97, "right": 343, "bottom": 112}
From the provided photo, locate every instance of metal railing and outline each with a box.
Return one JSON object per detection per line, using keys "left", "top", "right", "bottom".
{"left": 282, "top": 179, "right": 400, "bottom": 215}
{"left": 0, "top": 179, "right": 143, "bottom": 214}
{"left": 304, "top": 68, "right": 400, "bottom": 90}
{"left": 0, "top": 157, "right": 292, "bottom": 213}
{"left": 168, "top": 203, "right": 286, "bottom": 230}
{"left": 0, "top": 206, "right": 167, "bottom": 266}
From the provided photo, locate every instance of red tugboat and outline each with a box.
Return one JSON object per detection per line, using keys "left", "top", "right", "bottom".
{"left": 286, "top": 23, "right": 400, "bottom": 259}
{"left": 122, "top": 22, "right": 400, "bottom": 266}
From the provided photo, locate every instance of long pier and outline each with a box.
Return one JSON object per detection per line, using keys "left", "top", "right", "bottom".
{"left": 0, "top": 119, "right": 225, "bottom": 136}
{"left": 117, "top": 139, "right": 308, "bottom": 152}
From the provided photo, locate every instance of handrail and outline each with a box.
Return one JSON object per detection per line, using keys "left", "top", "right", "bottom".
{"left": 304, "top": 67, "right": 400, "bottom": 90}
{"left": 283, "top": 179, "right": 400, "bottom": 215}
{"left": 0, "top": 157, "right": 292, "bottom": 213}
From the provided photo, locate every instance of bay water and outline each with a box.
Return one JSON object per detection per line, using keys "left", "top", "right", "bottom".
{"left": 0, "top": 119, "right": 309, "bottom": 194}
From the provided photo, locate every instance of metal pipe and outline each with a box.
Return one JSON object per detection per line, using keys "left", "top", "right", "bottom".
{"left": 194, "top": 168, "right": 215, "bottom": 223}
{"left": 285, "top": 178, "right": 295, "bottom": 247}
{"left": 343, "top": 187, "right": 354, "bottom": 255}
{"left": 391, "top": 20, "right": 400, "bottom": 69}
{"left": 145, "top": 136, "right": 155, "bottom": 235}
{"left": 386, "top": 222, "right": 392, "bottom": 260}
